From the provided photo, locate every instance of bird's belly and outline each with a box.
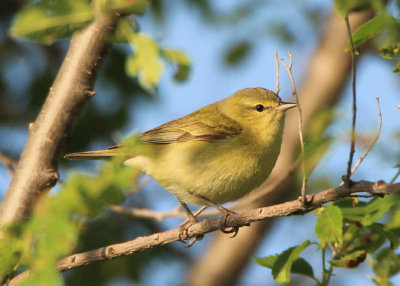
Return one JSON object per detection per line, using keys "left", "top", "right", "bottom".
{"left": 145, "top": 141, "right": 278, "bottom": 205}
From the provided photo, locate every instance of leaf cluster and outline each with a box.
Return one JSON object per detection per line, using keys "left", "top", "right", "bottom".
{"left": 254, "top": 196, "right": 400, "bottom": 285}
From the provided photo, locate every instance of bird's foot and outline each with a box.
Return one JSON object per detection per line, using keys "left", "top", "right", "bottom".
{"left": 178, "top": 216, "right": 204, "bottom": 247}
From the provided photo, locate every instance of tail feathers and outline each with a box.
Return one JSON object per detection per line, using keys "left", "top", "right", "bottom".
{"left": 64, "top": 148, "right": 120, "bottom": 160}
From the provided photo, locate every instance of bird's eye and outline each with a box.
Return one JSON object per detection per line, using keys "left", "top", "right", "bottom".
{"left": 255, "top": 104, "right": 265, "bottom": 112}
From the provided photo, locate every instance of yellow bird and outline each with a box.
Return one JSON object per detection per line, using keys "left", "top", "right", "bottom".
{"left": 65, "top": 88, "right": 296, "bottom": 219}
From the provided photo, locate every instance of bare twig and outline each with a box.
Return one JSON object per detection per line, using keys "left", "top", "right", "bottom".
{"left": 110, "top": 205, "right": 187, "bottom": 222}
{"left": 0, "top": 152, "right": 18, "bottom": 176}
{"left": 7, "top": 180, "right": 400, "bottom": 286}
{"left": 349, "top": 98, "right": 382, "bottom": 176}
{"left": 344, "top": 15, "right": 357, "bottom": 182}
{"left": 274, "top": 52, "right": 280, "bottom": 94}
{"left": 280, "top": 52, "right": 307, "bottom": 205}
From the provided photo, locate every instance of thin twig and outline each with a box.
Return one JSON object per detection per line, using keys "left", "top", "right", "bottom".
{"left": 344, "top": 15, "right": 357, "bottom": 183}
{"left": 0, "top": 152, "right": 18, "bottom": 176}
{"left": 349, "top": 98, "right": 382, "bottom": 176}
{"left": 110, "top": 205, "right": 187, "bottom": 222}
{"left": 274, "top": 52, "right": 280, "bottom": 94}
{"left": 280, "top": 52, "right": 307, "bottom": 205}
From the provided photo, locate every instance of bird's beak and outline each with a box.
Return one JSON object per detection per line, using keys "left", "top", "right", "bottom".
{"left": 276, "top": 102, "right": 297, "bottom": 112}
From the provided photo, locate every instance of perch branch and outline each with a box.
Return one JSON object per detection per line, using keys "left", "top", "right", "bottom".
{"left": 7, "top": 180, "right": 400, "bottom": 286}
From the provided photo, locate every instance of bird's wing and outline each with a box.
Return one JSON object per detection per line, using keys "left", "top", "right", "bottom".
{"left": 141, "top": 108, "right": 242, "bottom": 144}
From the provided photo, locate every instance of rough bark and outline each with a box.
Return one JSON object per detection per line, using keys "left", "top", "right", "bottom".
{"left": 186, "top": 9, "right": 375, "bottom": 286}
{"left": 0, "top": 14, "right": 118, "bottom": 227}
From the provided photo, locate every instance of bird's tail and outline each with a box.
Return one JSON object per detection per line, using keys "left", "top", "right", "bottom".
{"left": 64, "top": 146, "right": 122, "bottom": 160}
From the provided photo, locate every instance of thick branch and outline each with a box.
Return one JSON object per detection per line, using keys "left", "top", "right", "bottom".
{"left": 0, "top": 14, "right": 118, "bottom": 227}
{"left": 7, "top": 180, "right": 399, "bottom": 286}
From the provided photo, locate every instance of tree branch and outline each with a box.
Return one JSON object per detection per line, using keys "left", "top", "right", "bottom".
{"left": 0, "top": 13, "right": 119, "bottom": 228}
{"left": 7, "top": 180, "right": 400, "bottom": 286}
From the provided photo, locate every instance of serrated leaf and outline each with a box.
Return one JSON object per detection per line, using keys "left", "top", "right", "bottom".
{"left": 315, "top": 205, "right": 343, "bottom": 248}
{"left": 330, "top": 250, "right": 367, "bottom": 268}
{"left": 10, "top": 0, "right": 94, "bottom": 44}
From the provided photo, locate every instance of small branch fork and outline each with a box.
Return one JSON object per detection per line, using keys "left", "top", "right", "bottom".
{"left": 279, "top": 52, "right": 307, "bottom": 205}
{"left": 7, "top": 180, "right": 400, "bottom": 286}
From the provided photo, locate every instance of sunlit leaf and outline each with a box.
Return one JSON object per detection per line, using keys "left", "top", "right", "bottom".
{"left": 162, "top": 49, "right": 191, "bottom": 82}
{"left": 10, "top": 0, "right": 94, "bottom": 44}
{"left": 315, "top": 205, "right": 343, "bottom": 248}
{"left": 350, "top": 14, "right": 392, "bottom": 49}
{"left": 361, "top": 196, "right": 397, "bottom": 226}
{"left": 100, "top": 0, "right": 149, "bottom": 14}
{"left": 125, "top": 33, "right": 165, "bottom": 91}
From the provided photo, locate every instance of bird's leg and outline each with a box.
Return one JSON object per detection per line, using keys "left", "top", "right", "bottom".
{"left": 178, "top": 200, "right": 206, "bottom": 246}
{"left": 196, "top": 195, "right": 240, "bottom": 237}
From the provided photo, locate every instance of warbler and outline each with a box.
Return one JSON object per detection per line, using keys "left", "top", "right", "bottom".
{"left": 65, "top": 88, "right": 296, "bottom": 214}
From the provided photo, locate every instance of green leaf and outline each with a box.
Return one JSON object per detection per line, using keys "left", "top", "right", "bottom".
{"left": 10, "top": 0, "right": 94, "bottom": 44}
{"left": 254, "top": 240, "right": 311, "bottom": 283}
{"left": 361, "top": 196, "right": 396, "bottom": 226}
{"left": 330, "top": 250, "right": 367, "bottom": 268}
{"left": 315, "top": 205, "right": 343, "bottom": 248}
{"left": 371, "top": 247, "right": 400, "bottom": 284}
{"left": 334, "top": 196, "right": 397, "bottom": 226}
{"left": 370, "top": 223, "right": 400, "bottom": 249}
{"left": 224, "top": 40, "right": 251, "bottom": 66}
{"left": 350, "top": 14, "right": 391, "bottom": 49}
{"left": 379, "top": 43, "right": 400, "bottom": 59}
{"left": 100, "top": 0, "right": 149, "bottom": 14}
{"left": 334, "top": 0, "right": 378, "bottom": 16}
{"left": 162, "top": 49, "right": 191, "bottom": 82}
{"left": 125, "top": 32, "right": 165, "bottom": 91}
{"left": 253, "top": 255, "right": 314, "bottom": 280}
